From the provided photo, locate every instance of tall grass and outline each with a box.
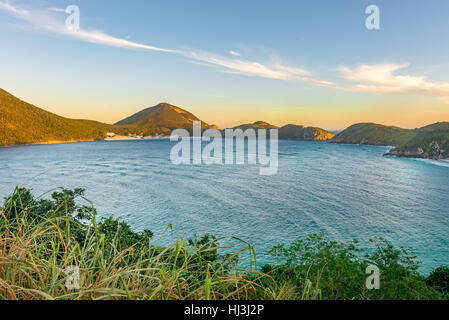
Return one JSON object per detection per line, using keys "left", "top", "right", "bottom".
{"left": 0, "top": 187, "right": 305, "bottom": 300}
{"left": 3, "top": 187, "right": 443, "bottom": 300}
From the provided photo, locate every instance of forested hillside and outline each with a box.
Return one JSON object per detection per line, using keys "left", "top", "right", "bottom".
{"left": 0, "top": 89, "right": 129, "bottom": 146}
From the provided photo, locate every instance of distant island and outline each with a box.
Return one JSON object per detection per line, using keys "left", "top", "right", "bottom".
{"left": 0, "top": 88, "right": 448, "bottom": 161}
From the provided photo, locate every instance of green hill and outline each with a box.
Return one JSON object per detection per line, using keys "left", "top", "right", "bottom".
{"left": 228, "top": 122, "right": 334, "bottom": 141}
{"left": 231, "top": 121, "right": 279, "bottom": 131}
{"left": 115, "top": 103, "right": 217, "bottom": 136}
{"left": 331, "top": 123, "right": 413, "bottom": 146}
{"left": 0, "top": 89, "right": 129, "bottom": 146}
{"left": 0, "top": 90, "right": 216, "bottom": 146}
{"left": 332, "top": 122, "right": 449, "bottom": 159}
{"left": 279, "top": 124, "right": 334, "bottom": 141}
{"left": 2, "top": 88, "right": 447, "bottom": 157}
{"left": 386, "top": 122, "right": 449, "bottom": 159}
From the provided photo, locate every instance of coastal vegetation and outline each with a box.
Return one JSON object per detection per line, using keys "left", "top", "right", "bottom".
{"left": 0, "top": 89, "right": 130, "bottom": 146}
{"left": 1, "top": 187, "right": 448, "bottom": 300}
{"left": 331, "top": 123, "right": 412, "bottom": 146}
{"left": 230, "top": 122, "right": 335, "bottom": 141}
{"left": 278, "top": 124, "right": 334, "bottom": 141}
{"left": 0, "top": 89, "right": 334, "bottom": 146}
{"left": 333, "top": 122, "right": 449, "bottom": 159}
{"left": 114, "top": 102, "right": 218, "bottom": 136}
{"left": 386, "top": 122, "right": 449, "bottom": 159}
{"left": 232, "top": 121, "right": 279, "bottom": 131}
{"left": 1, "top": 88, "right": 447, "bottom": 159}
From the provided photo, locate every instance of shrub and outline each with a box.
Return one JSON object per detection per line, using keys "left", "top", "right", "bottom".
{"left": 1, "top": 187, "right": 447, "bottom": 300}
{"left": 427, "top": 266, "right": 449, "bottom": 293}
{"left": 0, "top": 187, "right": 260, "bottom": 300}
{"left": 262, "top": 234, "right": 443, "bottom": 300}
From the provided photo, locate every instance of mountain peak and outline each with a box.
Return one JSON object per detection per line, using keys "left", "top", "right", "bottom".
{"left": 115, "top": 102, "right": 209, "bottom": 135}
{"left": 253, "top": 121, "right": 270, "bottom": 126}
{"left": 156, "top": 102, "right": 175, "bottom": 108}
{"left": 232, "top": 121, "right": 279, "bottom": 130}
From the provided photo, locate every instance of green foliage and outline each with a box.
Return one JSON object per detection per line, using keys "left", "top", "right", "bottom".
{"left": 114, "top": 102, "right": 213, "bottom": 136}
{"left": 1, "top": 187, "right": 447, "bottom": 300}
{"left": 0, "top": 89, "right": 130, "bottom": 146}
{"left": 427, "top": 266, "right": 449, "bottom": 293}
{"left": 363, "top": 238, "right": 439, "bottom": 300}
{"left": 187, "top": 234, "right": 239, "bottom": 273}
{"left": 262, "top": 234, "right": 443, "bottom": 300}
{"left": 332, "top": 123, "right": 413, "bottom": 146}
{"left": 0, "top": 187, "right": 255, "bottom": 300}
{"left": 98, "top": 216, "right": 153, "bottom": 250}
{"left": 278, "top": 124, "right": 334, "bottom": 141}
{"left": 0, "top": 89, "right": 219, "bottom": 144}
{"left": 395, "top": 122, "right": 449, "bottom": 158}
{"left": 227, "top": 122, "right": 334, "bottom": 141}
{"left": 188, "top": 234, "right": 221, "bottom": 265}
{"left": 3, "top": 187, "right": 90, "bottom": 224}
{"left": 263, "top": 234, "right": 364, "bottom": 299}
{"left": 3, "top": 187, "right": 157, "bottom": 254}
{"left": 3, "top": 187, "right": 95, "bottom": 244}
{"left": 332, "top": 122, "right": 449, "bottom": 159}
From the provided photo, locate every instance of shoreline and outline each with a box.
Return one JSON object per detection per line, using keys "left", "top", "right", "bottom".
{"left": 383, "top": 152, "right": 449, "bottom": 165}
{"left": 0, "top": 137, "right": 335, "bottom": 148}
{"left": 0, "top": 139, "right": 97, "bottom": 149}
{"left": 330, "top": 141, "right": 449, "bottom": 164}
{"left": 1, "top": 139, "right": 449, "bottom": 165}
{"left": 105, "top": 135, "right": 172, "bottom": 141}
{"left": 0, "top": 136, "right": 173, "bottom": 148}
{"left": 104, "top": 135, "right": 145, "bottom": 141}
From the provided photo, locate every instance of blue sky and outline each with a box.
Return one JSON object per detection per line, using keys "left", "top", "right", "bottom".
{"left": 1, "top": 0, "right": 449, "bottom": 129}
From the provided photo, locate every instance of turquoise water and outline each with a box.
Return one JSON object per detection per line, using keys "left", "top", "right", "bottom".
{"left": 1, "top": 140, "right": 448, "bottom": 273}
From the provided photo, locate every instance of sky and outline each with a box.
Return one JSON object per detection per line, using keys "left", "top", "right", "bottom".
{"left": 1, "top": 0, "right": 449, "bottom": 130}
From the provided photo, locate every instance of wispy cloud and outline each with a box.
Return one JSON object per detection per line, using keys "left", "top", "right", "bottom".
{"left": 184, "top": 50, "right": 319, "bottom": 81}
{"left": 229, "top": 50, "right": 241, "bottom": 57}
{"left": 0, "top": 1, "right": 28, "bottom": 16}
{"left": 47, "top": 7, "right": 65, "bottom": 13}
{"left": 70, "top": 29, "right": 178, "bottom": 53}
{"left": 0, "top": 1, "right": 176, "bottom": 53}
{"left": 0, "top": 1, "right": 333, "bottom": 85}
{"left": 339, "top": 63, "right": 449, "bottom": 96}
{"left": 2, "top": 1, "right": 448, "bottom": 101}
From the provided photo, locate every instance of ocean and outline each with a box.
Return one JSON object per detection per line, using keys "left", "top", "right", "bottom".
{"left": 1, "top": 139, "right": 448, "bottom": 273}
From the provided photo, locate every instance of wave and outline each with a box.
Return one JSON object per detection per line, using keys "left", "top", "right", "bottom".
{"left": 414, "top": 158, "right": 449, "bottom": 168}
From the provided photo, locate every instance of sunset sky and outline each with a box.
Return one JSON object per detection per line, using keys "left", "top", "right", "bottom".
{"left": 1, "top": 0, "right": 449, "bottom": 130}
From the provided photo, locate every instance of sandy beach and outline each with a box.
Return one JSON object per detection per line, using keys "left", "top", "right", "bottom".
{"left": 104, "top": 135, "right": 144, "bottom": 141}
